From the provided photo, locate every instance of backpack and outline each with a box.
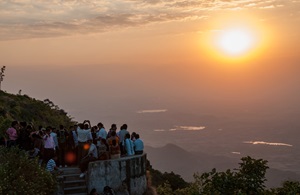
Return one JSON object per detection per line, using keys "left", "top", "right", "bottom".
{"left": 67, "top": 131, "right": 75, "bottom": 145}
{"left": 91, "top": 132, "right": 97, "bottom": 145}
{"left": 58, "top": 130, "right": 66, "bottom": 144}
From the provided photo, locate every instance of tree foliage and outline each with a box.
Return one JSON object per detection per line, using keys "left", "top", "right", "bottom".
{"left": 156, "top": 181, "right": 173, "bottom": 195}
{"left": 152, "top": 156, "right": 300, "bottom": 195}
{"left": 237, "top": 156, "right": 268, "bottom": 194}
{"left": 0, "top": 90, "right": 75, "bottom": 138}
{"left": 147, "top": 160, "right": 189, "bottom": 192}
{"left": 0, "top": 146, "right": 57, "bottom": 194}
{"left": 270, "top": 180, "right": 300, "bottom": 195}
{"left": 190, "top": 156, "right": 269, "bottom": 195}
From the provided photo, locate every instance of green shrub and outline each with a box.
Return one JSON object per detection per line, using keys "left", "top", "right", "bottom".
{"left": 0, "top": 91, "right": 75, "bottom": 130}
{"left": 273, "top": 181, "right": 300, "bottom": 195}
{"left": 0, "top": 118, "right": 11, "bottom": 139}
{"left": 0, "top": 147, "right": 57, "bottom": 194}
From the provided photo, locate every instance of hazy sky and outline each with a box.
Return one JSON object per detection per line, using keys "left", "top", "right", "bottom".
{"left": 1, "top": 0, "right": 300, "bottom": 126}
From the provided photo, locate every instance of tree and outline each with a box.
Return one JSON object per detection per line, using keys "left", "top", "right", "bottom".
{"left": 150, "top": 156, "right": 300, "bottom": 195}
{"left": 0, "top": 147, "right": 57, "bottom": 194}
{"left": 0, "top": 66, "right": 6, "bottom": 91}
{"left": 184, "top": 156, "right": 269, "bottom": 195}
{"left": 237, "top": 156, "right": 268, "bottom": 194}
{"left": 147, "top": 160, "right": 188, "bottom": 191}
{"left": 156, "top": 181, "right": 173, "bottom": 195}
{"left": 0, "top": 91, "right": 75, "bottom": 134}
{"left": 272, "top": 181, "right": 300, "bottom": 195}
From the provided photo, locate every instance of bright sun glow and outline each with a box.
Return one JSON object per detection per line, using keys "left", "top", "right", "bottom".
{"left": 217, "top": 28, "right": 254, "bottom": 56}
{"left": 199, "top": 15, "right": 269, "bottom": 64}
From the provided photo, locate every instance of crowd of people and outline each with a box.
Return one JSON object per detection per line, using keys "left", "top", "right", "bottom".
{"left": 1, "top": 120, "right": 145, "bottom": 178}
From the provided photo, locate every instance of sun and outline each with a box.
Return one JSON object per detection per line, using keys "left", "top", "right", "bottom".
{"left": 203, "top": 24, "right": 263, "bottom": 62}
{"left": 217, "top": 28, "right": 255, "bottom": 56}
{"left": 198, "top": 14, "right": 270, "bottom": 64}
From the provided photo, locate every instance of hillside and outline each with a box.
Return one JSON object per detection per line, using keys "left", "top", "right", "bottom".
{"left": 0, "top": 90, "right": 75, "bottom": 137}
{"left": 145, "top": 143, "right": 300, "bottom": 188}
{"left": 145, "top": 144, "right": 237, "bottom": 181}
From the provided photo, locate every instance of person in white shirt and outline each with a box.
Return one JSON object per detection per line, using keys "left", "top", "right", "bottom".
{"left": 79, "top": 139, "right": 98, "bottom": 178}
{"left": 43, "top": 127, "right": 56, "bottom": 163}
{"left": 50, "top": 129, "right": 59, "bottom": 150}
{"left": 77, "top": 120, "right": 92, "bottom": 164}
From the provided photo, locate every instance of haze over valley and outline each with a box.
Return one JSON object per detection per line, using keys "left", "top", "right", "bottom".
{"left": 4, "top": 63, "right": 300, "bottom": 187}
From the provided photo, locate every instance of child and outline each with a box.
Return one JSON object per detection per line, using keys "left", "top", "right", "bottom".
{"left": 46, "top": 155, "right": 62, "bottom": 175}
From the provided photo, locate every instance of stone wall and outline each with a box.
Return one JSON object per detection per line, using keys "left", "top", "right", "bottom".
{"left": 87, "top": 154, "right": 147, "bottom": 195}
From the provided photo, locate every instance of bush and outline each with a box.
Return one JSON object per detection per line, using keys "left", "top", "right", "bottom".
{"left": 273, "top": 181, "right": 300, "bottom": 195}
{"left": 0, "top": 118, "right": 11, "bottom": 139}
{"left": 0, "top": 147, "right": 57, "bottom": 194}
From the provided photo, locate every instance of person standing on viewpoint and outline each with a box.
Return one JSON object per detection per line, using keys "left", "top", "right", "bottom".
{"left": 133, "top": 134, "right": 144, "bottom": 155}
{"left": 79, "top": 139, "right": 98, "bottom": 178}
{"left": 97, "top": 123, "right": 107, "bottom": 140}
{"left": 57, "top": 125, "right": 69, "bottom": 167}
{"left": 107, "top": 124, "right": 117, "bottom": 139}
{"left": 43, "top": 127, "right": 56, "bottom": 163}
{"left": 6, "top": 121, "right": 19, "bottom": 147}
{"left": 118, "top": 124, "right": 129, "bottom": 155}
{"left": 77, "top": 120, "right": 92, "bottom": 164}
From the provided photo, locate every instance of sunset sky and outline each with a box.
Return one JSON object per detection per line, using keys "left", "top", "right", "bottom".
{"left": 1, "top": 0, "right": 300, "bottom": 127}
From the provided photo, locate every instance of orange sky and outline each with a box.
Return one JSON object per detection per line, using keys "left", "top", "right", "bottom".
{"left": 0, "top": 1, "right": 299, "bottom": 66}
{"left": 0, "top": 0, "right": 300, "bottom": 124}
